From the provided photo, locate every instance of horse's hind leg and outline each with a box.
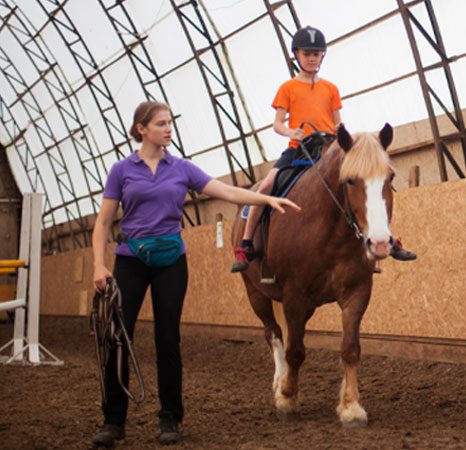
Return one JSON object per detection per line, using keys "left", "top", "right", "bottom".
{"left": 243, "top": 281, "right": 286, "bottom": 403}
{"left": 274, "top": 297, "right": 311, "bottom": 417}
{"left": 337, "top": 293, "right": 370, "bottom": 427}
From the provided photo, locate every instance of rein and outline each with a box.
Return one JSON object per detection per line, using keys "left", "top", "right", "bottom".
{"left": 90, "top": 278, "right": 145, "bottom": 405}
{"left": 297, "top": 136, "right": 365, "bottom": 241}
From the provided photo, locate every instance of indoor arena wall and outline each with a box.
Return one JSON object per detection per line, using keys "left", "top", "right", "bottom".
{"left": 40, "top": 178, "right": 466, "bottom": 342}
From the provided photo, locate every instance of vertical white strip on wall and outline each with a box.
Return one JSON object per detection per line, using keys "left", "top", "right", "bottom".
{"left": 216, "top": 219, "right": 224, "bottom": 248}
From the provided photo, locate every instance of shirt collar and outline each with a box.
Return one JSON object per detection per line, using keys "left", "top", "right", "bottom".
{"left": 130, "top": 148, "right": 173, "bottom": 165}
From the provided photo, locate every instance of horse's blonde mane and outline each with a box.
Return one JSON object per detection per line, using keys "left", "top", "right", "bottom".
{"left": 339, "top": 132, "right": 392, "bottom": 181}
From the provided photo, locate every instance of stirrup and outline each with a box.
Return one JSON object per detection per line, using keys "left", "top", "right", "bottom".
{"left": 260, "top": 276, "right": 276, "bottom": 284}
{"left": 260, "top": 259, "right": 276, "bottom": 284}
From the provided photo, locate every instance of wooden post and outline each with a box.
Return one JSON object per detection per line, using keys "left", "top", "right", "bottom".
{"left": 408, "top": 165, "right": 420, "bottom": 188}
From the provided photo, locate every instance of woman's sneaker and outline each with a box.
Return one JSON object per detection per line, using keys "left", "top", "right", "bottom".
{"left": 159, "top": 416, "right": 181, "bottom": 445}
{"left": 92, "top": 423, "right": 125, "bottom": 447}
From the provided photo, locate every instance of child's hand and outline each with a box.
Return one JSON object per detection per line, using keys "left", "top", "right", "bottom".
{"left": 334, "top": 122, "right": 342, "bottom": 133}
{"left": 289, "top": 128, "right": 305, "bottom": 141}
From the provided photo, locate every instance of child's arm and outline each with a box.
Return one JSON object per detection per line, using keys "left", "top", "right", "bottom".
{"left": 333, "top": 109, "right": 342, "bottom": 132}
{"left": 273, "top": 107, "right": 304, "bottom": 141}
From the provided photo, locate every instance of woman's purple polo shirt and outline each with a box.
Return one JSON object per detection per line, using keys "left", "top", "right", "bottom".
{"left": 103, "top": 150, "right": 212, "bottom": 256}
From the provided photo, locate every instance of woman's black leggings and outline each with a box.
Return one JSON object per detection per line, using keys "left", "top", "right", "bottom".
{"left": 102, "top": 254, "right": 188, "bottom": 425}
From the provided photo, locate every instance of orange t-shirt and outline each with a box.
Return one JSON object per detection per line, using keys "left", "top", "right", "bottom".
{"left": 272, "top": 78, "right": 342, "bottom": 148}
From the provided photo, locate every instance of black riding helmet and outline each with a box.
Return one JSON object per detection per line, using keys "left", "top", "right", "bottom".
{"left": 291, "top": 26, "right": 327, "bottom": 52}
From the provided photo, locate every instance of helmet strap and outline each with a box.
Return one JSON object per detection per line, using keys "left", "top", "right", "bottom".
{"left": 293, "top": 51, "right": 326, "bottom": 76}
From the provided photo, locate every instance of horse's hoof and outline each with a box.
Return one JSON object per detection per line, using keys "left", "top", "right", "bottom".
{"left": 337, "top": 402, "right": 368, "bottom": 428}
{"left": 341, "top": 417, "right": 368, "bottom": 428}
{"left": 275, "top": 394, "right": 297, "bottom": 415}
{"left": 276, "top": 409, "right": 300, "bottom": 422}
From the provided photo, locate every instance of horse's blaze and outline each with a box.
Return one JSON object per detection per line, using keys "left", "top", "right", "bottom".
{"left": 365, "top": 178, "right": 392, "bottom": 258}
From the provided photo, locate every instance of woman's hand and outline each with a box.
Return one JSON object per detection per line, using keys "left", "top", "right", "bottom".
{"left": 93, "top": 264, "right": 113, "bottom": 293}
{"left": 265, "top": 196, "right": 301, "bottom": 214}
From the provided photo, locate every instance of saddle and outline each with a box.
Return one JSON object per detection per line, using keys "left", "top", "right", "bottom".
{"left": 272, "top": 132, "right": 335, "bottom": 197}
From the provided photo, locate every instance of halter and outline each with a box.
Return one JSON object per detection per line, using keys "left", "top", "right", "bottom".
{"left": 90, "top": 278, "right": 145, "bottom": 405}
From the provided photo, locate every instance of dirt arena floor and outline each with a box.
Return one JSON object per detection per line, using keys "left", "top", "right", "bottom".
{"left": 0, "top": 316, "right": 465, "bottom": 450}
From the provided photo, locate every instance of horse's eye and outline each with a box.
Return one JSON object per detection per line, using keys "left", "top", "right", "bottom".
{"left": 347, "top": 178, "right": 355, "bottom": 186}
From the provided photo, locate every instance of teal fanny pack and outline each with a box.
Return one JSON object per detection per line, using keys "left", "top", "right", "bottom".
{"left": 124, "top": 233, "right": 183, "bottom": 268}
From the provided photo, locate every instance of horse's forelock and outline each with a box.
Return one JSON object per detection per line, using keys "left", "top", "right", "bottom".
{"left": 339, "top": 133, "right": 391, "bottom": 182}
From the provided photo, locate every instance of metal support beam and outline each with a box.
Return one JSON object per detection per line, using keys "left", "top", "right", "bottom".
{"left": 170, "top": 0, "right": 256, "bottom": 186}
{"left": 398, "top": 0, "right": 466, "bottom": 181}
{"left": 98, "top": 0, "right": 202, "bottom": 227}
{"left": 263, "top": 0, "right": 300, "bottom": 77}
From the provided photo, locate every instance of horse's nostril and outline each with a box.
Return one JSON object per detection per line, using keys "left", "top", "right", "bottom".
{"left": 389, "top": 236, "right": 394, "bottom": 245}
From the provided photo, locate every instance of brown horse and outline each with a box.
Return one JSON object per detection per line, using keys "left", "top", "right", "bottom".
{"left": 232, "top": 124, "right": 395, "bottom": 427}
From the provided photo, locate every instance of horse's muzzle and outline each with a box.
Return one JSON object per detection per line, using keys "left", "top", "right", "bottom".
{"left": 366, "top": 236, "right": 393, "bottom": 260}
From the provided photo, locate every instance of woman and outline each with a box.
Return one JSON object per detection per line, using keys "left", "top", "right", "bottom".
{"left": 92, "top": 101, "right": 300, "bottom": 447}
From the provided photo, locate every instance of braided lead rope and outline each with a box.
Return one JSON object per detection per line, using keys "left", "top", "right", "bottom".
{"left": 90, "top": 278, "right": 145, "bottom": 405}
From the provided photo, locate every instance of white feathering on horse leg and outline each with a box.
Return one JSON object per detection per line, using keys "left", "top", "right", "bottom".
{"left": 337, "top": 402, "right": 368, "bottom": 427}
{"left": 275, "top": 391, "right": 298, "bottom": 415}
{"left": 337, "top": 379, "right": 368, "bottom": 427}
{"left": 271, "top": 335, "right": 287, "bottom": 394}
{"left": 271, "top": 335, "right": 297, "bottom": 414}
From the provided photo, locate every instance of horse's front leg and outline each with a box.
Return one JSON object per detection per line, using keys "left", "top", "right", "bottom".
{"left": 337, "top": 290, "right": 370, "bottom": 427}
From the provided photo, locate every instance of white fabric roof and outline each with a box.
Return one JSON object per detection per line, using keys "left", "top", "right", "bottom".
{"left": 1, "top": 0, "right": 465, "bottom": 226}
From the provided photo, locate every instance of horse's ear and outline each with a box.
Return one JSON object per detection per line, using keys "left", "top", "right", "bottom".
{"left": 337, "top": 123, "right": 353, "bottom": 152}
{"left": 379, "top": 123, "right": 393, "bottom": 150}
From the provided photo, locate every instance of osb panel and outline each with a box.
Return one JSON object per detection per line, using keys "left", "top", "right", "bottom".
{"left": 184, "top": 180, "right": 466, "bottom": 339}
{"left": 0, "top": 285, "right": 16, "bottom": 301}
{"left": 181, "top": 222, "right": 260, "bottom": 328}
{"left": 40, "top": 179, "right": 465, "bottom": 340}
{"left": 309, "top": 179, "right": 466, "bottom": 339}
{"left": 0, "top": 284, "right": 16, "bottom": 321}
{"left": 42, "top": 247, "right": 90, "bottom": 316}
{"left": 390, "top": 141, "right": 465, "bottom": 190}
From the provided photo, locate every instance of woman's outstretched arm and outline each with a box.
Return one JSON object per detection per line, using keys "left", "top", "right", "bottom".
{"left": 202, "top": 179, "right": 301, "bottom": 214}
